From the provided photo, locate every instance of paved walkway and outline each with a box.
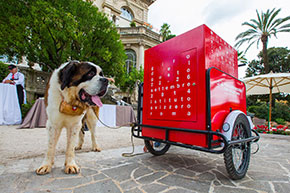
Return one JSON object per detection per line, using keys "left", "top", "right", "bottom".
{"left": 1, "top": 134, "right": 290, "bottom": 193}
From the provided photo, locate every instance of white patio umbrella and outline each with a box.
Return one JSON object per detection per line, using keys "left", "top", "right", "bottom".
{"left": 242, "top": 72, "right": 290, "bottom": 127}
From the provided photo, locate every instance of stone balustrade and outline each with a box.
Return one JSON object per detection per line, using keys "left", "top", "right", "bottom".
{"left": 19, "top": 66, "right": 51, "bottom": 102}
{"left": 117, "top": 26, "right": 162, "bottom": 42}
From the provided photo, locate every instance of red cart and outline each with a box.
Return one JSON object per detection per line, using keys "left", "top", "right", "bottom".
{"left": 131, "top": 24, "right": 260, "bottom": 180}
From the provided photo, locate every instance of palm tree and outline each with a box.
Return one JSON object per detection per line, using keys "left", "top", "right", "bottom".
{"left": 237, "top": 50, "right": 248, "bottom": 66}
{"left": 235, "top": 8, "right": 290, "bottom": 73}
{"left": 160, "top": 23, "right": 171, "bottom": 42}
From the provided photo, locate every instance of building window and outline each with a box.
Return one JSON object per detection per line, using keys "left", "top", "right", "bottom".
{"left": 120, "top": 7, "right": 133, "bottom": 21}
{"left": 125, "top": 49, "right": 136, "bottom": 73}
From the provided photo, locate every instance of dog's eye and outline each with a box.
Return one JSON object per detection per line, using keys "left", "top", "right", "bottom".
{"left": 99, "top": 71, "right": 104, "bottom": 77}
{"left": 88, "top": 71, "right": 95, "bottom": 77}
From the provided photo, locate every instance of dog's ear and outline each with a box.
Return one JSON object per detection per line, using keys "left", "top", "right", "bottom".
{"left": 58, "top": 61, "right": 77, "bottom": 90}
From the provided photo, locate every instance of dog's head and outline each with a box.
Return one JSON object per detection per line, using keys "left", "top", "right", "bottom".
{"left": 58, "top": 61, "right": 109, "bottom": 107}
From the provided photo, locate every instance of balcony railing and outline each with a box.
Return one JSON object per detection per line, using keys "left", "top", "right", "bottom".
{"left": 117, "top": 26, "right": 162, "bottom": 42}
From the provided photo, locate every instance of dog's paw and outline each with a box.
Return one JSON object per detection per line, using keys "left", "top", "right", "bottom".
{"left": 36, "top": 165, "right": 52, "bottom": 175}
{"left": 64, "top": 164, "right": 80, "bottom": 174}
{"left": 92, "top": 146, "right": 101, "bottom": 152}
{"left": 75, "top": 146, "right": 82, "bottom": 151}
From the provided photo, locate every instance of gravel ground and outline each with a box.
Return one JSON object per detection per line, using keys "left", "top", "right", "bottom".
{"left": 0, "top": 125, "right": 144, "bottom": 165}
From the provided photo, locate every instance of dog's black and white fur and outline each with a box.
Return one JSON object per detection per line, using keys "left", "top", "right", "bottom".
{"left": 36, "top": 61, "right": 109, "bottom": 175}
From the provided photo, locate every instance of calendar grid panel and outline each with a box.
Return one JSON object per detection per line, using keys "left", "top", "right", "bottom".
{"left": 146, "top": 48, "right": 197, "bottom": 122}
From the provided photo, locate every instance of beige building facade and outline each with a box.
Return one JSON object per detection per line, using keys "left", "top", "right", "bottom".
{"left": 93, "top": 0, "right": 162, "bottom": 72}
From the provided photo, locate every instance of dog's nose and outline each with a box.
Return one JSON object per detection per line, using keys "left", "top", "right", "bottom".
{"left": 100, "top": 78, "right": 108, "bottom": 84}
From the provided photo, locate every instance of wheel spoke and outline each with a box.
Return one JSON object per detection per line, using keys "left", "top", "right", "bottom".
{"left": 232, "top": 123, "right": 249, "bottom": 171}
{"left": 233, "top": 146, "right": 243, "bottom": 170}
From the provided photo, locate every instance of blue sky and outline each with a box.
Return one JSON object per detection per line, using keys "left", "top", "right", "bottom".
{"left": 148, "top": 0, "right": 290, "bottom": 78}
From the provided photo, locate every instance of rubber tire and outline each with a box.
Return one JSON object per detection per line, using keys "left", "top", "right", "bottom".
{"left": 144, "top": 140, "right": 170, "bottom": 156}
{"left": 224, "top": 113, "right": 251, "bottom": 180}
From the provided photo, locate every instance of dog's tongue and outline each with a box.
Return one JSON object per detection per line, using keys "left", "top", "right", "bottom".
{"left": 91, "top": 95, "right": 103, "bottom": 107}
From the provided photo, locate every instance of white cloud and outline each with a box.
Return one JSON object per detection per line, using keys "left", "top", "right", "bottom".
{"left": 203, "top": 0, "right": 252, "bottom": 26}
{"left": 148, "top": 0, "right": 209, "bottom": 35}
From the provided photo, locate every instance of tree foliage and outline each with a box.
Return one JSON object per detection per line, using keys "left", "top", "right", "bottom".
{"left": 237, "top": 50, "right": 248, "bottom": 65}
{"left": 246, "top": 47, "right": 290, "bottom": 77}
{"left": 262, "top": 47, "right": 290, "bottom": 72}
{"left": 245, "top": 59, "right": 264, "bottom": 77}
{"left": 0, "top": 61, "right": 9, "bottom": 81}
{"left": 160, "top": 23, "right": 176, "bottom": 42}
{"left": 120, "top": 67, "right": 144, "bottom": 94}
{"left": 248, "top": 102, "right": 269, "bottom": 120}
{"left": 235, "top": 8, "right": 290, "bottom": 73}
{"left": 248, "top": 101, "right": 290, "bottom": 121}
{"left": 0, "top": 0, "right": 127, "bottom": 86}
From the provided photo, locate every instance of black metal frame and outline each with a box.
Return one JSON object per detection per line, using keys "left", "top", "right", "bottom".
{"left": 131, "top": 68, "right": 260, "bottom": 154}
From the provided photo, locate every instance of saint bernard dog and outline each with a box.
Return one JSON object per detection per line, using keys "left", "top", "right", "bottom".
{"left": 36, "top": 60, "right": 111, "bottom": 175}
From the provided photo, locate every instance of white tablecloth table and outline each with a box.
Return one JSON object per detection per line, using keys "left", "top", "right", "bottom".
{"left": 97, "top": 104, "right": 116, "bottom": 127}
{"left": 19, "top": 101, "right": 136, "bottom": 129}
{"left": 97, "top": 104, "right": 136, "bottom": 127}
{"left": 0, "top": 83, "right": 22, "bottom": 125}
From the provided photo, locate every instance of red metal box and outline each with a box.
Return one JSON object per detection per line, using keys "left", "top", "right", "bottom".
{"left": 142, "top": 24, "right": 241, "bottom": 147}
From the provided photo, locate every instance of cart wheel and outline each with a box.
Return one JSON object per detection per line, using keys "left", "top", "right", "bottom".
{"left": 224, "top": 113, "right": 251, "bottom": 180}
{"left": 144, "top": 140, "right": 170, "bottom": 156}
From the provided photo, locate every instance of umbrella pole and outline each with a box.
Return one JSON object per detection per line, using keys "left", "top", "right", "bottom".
{"left": 268, "top": 78, "right": 273, "bottom": 129}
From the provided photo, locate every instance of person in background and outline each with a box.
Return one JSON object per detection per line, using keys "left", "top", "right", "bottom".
{"left": 2, "top": 64, "right": 25, "bottom": 106}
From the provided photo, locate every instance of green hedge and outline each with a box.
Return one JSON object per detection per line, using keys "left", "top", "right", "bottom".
{"left": 0, "top": 61, "right": 9, "bottom": 81}
{"left": 248, "top": 101, "right": 290, "bottom": 122}
{"left": 248, "top": 103, "right": 269, "bottom": 120}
